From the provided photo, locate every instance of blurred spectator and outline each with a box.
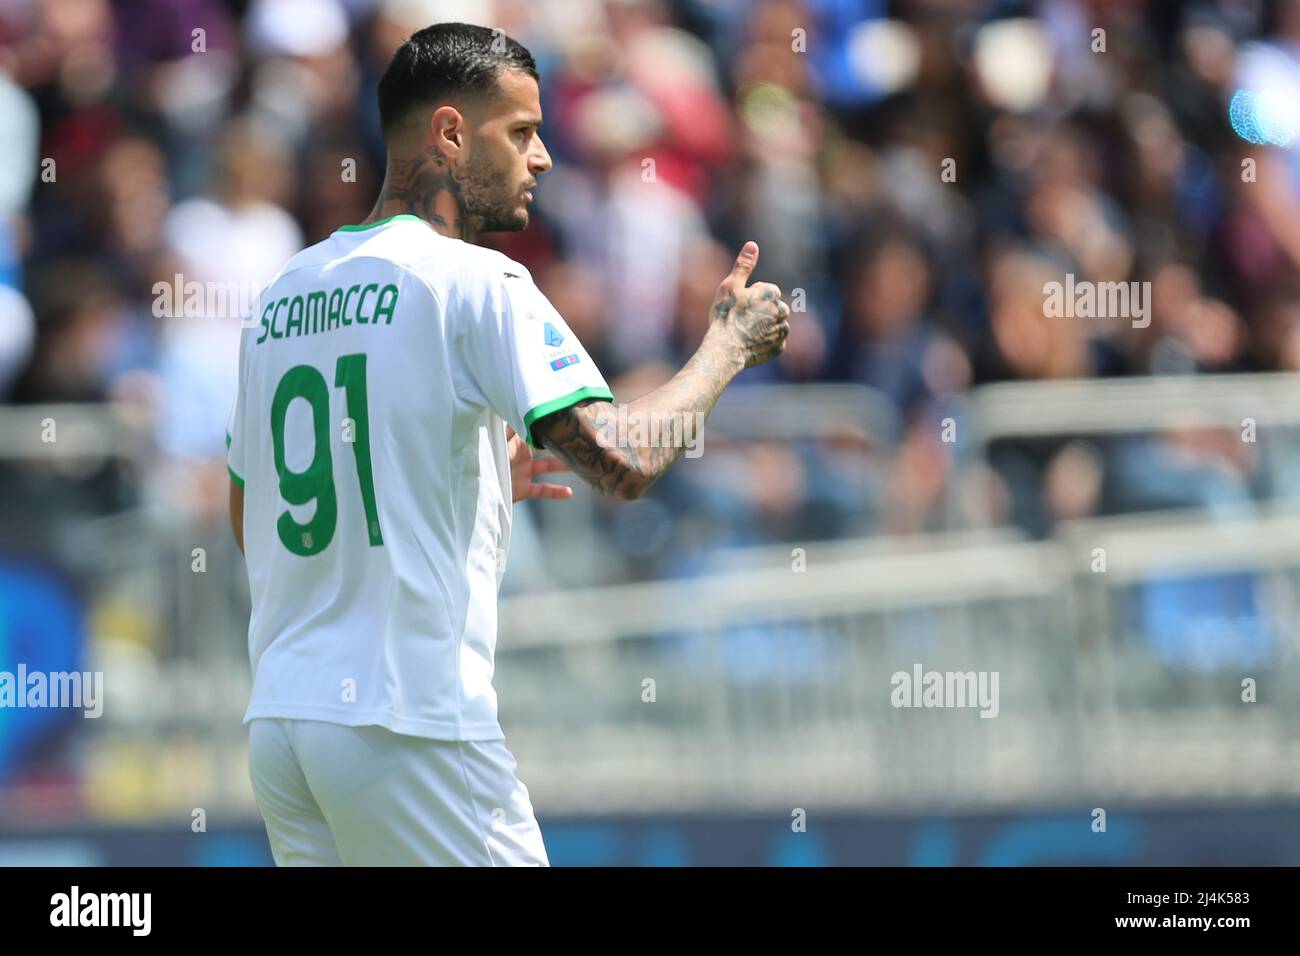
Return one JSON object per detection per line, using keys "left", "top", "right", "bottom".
{"left": 0, "top": 285, "right": 35, "bottom": 398}
{"left": 3, "top": 0, "right": 1300, "bottom": 569}
{"left": 157, "top": 119, "right": 302, "bottom": 464}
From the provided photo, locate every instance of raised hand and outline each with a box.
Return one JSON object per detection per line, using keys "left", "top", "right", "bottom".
{"left": 707, "top": 241, "right": 792, "bottom": 369}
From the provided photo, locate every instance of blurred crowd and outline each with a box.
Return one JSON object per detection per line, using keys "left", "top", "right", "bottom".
{"left": 4, "top": 0, "right": 1300, "bottom": 580}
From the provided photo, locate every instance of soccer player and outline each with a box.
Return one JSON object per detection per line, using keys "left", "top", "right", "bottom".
{"left": 227, "top": 22, "right": 791, "bottom": 866}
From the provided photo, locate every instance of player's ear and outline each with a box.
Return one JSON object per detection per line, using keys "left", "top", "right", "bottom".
{"left": 429, "top": 105, "right": 465, "bottom": 156}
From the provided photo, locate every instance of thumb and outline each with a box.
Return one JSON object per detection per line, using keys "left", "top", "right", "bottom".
{"left": 721, "top": 241, "right": 759, "bottom": 290}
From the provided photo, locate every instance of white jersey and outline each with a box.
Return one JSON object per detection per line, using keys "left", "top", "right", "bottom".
{"left": 226, "top": 214, "right": 612, "bottom": 740}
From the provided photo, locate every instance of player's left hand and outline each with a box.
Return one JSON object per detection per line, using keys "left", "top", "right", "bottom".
{"left": 506, "top": 426, "right": 574, "bottom": 503}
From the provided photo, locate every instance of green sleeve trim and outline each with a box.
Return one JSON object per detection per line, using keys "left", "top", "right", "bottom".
{"left": 522, "top": 386, "right": 614, "bottom": 450}
{"left": 336, "top": 214, "right": 424, "bottom": 232}
{"left": 226, "top": 430, "right": 243, "bottom": 485}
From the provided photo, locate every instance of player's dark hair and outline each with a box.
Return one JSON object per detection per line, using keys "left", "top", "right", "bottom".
{"left": 377, "top": 23, "right": 539, "bottom": 136}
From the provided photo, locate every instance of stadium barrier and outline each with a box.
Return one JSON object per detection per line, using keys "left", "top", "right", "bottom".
{"left": 1, "top": 378, "right": 1299, "bottom": 820}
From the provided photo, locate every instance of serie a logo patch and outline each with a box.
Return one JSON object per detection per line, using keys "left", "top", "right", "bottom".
{"left": 544, "top": 321, "right": 565, "bottom": 347}
{"left": 550, "top": 353, "right": 580, "bottom": 370}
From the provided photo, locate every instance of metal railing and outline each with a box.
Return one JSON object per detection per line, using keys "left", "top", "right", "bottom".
{"left": 494, "top": 507, "right": 1300, "bottom": 812}
{"left": 951, "top": 372, "right": 1300, "bottom": 528}
{"left": 2, "top": 378, "right": 1300, "bottom": 819}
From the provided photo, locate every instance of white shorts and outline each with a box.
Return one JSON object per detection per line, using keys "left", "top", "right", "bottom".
{"left": 247, "top": 717, "right": 549, "bottom": 866}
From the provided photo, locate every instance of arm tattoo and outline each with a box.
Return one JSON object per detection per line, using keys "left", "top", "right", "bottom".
{"left": 530, "top": 400, "right": 646, "bottom": 500}
{"left": 713, "top": 284, "right": 784, "bottom": 364}
{"left": 533, "top": 336, "right": 744, "bottom": 500}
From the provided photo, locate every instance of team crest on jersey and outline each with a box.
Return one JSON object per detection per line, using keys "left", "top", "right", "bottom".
{"left": 544, "top": 321, "right": 565, "bottom": 347}
{"left": 549, "top": 353, "right": 581, "bottom": 370}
